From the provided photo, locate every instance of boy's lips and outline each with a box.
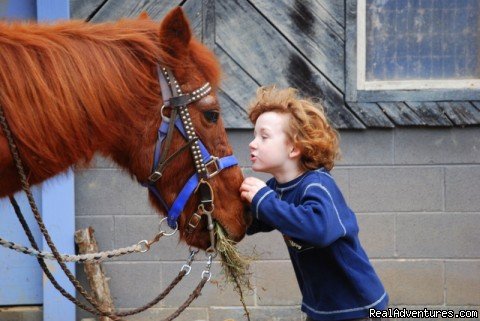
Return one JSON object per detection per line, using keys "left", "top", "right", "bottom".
{"left": 250, "top": 154, "right": 257, "bottom": 162}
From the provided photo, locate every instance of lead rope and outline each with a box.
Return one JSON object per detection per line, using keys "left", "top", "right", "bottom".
{"left": 0, "top": 215, "right": 173, "bottom": 263}
{"left": 0, "top": 105, "right": 118, "bottom": 318}
{"left": 8, "top": 195, "right": 120, "bottom": 319}
{"left": 0, "top": 105, "right": 210, "bottom": 320}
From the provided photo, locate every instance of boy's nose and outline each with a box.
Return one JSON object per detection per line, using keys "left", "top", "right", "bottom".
{"left": 249, "top": 140, "right": 256, "bottom": 149}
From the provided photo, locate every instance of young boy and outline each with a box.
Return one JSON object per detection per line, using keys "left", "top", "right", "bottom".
{"left": 240, "top": 87, "right": 388, "bottom": 321}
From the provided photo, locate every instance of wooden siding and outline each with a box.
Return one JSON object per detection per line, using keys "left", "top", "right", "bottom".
{"left": 71, "top": 0, "right": 480, "bottom": 129}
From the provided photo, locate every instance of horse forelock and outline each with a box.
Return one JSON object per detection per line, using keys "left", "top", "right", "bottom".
{"left": 187, "top": 39, "right": 222, "bottom": 89}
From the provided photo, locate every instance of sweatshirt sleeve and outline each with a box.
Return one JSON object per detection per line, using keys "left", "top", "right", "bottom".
{"left": 246, "top": 186, "right": 276, "bottom": 235}
{"left": 251, "top": 183, "right": 348, "bottom": 247}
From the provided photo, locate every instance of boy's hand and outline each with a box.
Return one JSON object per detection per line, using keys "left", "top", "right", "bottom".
{"left": 240, "top": 177, "right": 267, "bottom": 203}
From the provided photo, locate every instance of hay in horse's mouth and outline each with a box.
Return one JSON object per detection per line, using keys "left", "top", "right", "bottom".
{"left": 215, "top": 223, "right": 254, "bottom": 320}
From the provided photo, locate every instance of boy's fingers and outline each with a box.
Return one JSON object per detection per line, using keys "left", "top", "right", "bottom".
{"left": 239, "top": 183, "right": 249, "bottom": 192}
{"left": 240, "top": 191, "right": 250, "bottom": 202}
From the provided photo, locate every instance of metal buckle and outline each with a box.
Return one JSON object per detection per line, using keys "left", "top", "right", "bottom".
{"left": 205, "top": 156, "right": 220, "bottom": 178}
{"left": 187, "top": 212, "right": 202, "bottom": 230}
{"left": 148, "top": 171, "right": 162, "bottom": 183}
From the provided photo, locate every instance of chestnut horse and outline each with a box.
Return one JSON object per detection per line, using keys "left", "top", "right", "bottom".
{"left": 0, "top": 8, "right": 249, "bottom": 250}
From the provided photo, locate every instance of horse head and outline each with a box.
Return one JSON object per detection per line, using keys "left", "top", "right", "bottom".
{"left": 139, "top": 8, "right": 251, "bottom": 250}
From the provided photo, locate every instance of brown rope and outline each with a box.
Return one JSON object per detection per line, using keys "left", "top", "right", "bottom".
{"left": 8, "top": 195, "right": 119, "bottom": 319}
{"left": 0, "top": 106, "right": 118, "bottom": 319}
{"left": 116, "top": 270, "right": 187, "bottom": 317}
{"left": 1, "top": 105, "right": 207, "bottom": 320}
{"left": 164, "top": 276, "right": 209, "bottom": 321}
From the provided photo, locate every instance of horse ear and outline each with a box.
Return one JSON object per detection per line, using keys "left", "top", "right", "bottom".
{"left": 138, "top": 11, "right": 150, "bottom": 20}
{"left": 159, "top": 7, "right": 192, "bottom": 53}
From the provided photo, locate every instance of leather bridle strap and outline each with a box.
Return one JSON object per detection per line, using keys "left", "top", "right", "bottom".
{"left": 148, "top": 67, "right": 211, "bottom": 182}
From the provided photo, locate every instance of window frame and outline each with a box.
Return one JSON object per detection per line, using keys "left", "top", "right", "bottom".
{"left": 345, "top": 0, "right": 480, "bottom": 102}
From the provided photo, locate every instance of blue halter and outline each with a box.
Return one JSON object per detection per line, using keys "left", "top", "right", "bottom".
{"left": 142, "top": 66, "right": 239, "bottom": 233}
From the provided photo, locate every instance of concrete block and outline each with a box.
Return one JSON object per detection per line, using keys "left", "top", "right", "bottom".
{"left": 349, "top": 167, "right": 443, "bottom": 212}
{"left": 89, "top": 153, "right": 119, "bottom": 169}
{"left": 102, "top": 262, "right": 162, "bottom": 308}
{"left": 123, "top": 184, "right": 157, "bottom": 216}
{"left": 75, "top": 169, "right": 127, "bottom": 215}
{"left": 75, "top": 216, "right": 115, "bottom": 250}
{"left": 337, "top": 129, "right": 394, "bottom": 166}
{"left": 396, "top": 214, "right": 480, "bottom": 258}
{"left": 80, "top": 308, "right": 208, "bottom": 321}
{"left": 330, "top": 168, "right": 349, "bottom": 202}
{"left": 114, "top": 215, "right": 189, "bottom": 261}
{"left": 115, "top": 308, "right": 207, "bottom": 321}
{"left": 446, "top": 261, "right": 480, "bottom": 305}
{"left": 228, "top": 130, "right": 254, "bottom": 167}
{"left": 372, "top": 260, "right": 444, "bottom": 305}
{"left": 446, "top": 167, "right": 480, "bottom": 212}
{"left": 162, "top": 261, "right": 255, "bottom": 308}
{"left": 395, "top": 128, "right": 480, "bottom": 165}
{"left": 238, "top": 230, "right": 290, "bottom": 260}
{"left": 209, "top": 306, "right": 304, "bottom": 321}
{"left": 356, "top": 214, "right": 395, "bottom": 258}
{"left": 253, "top": 261, "right": 302, "bottom": 306}
{"left": 75, "top": 169, "right": 155, "bottom": 215}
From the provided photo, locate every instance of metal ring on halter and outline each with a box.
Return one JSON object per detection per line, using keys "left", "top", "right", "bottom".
{"left": 188, "top": 246, "right": 200, "bottom": 255}
{"left": 138, "top": 240, "right": 150, "bottom": 253}
{"left": 187, "top": 248, "right": 199, "bottom": 262}
{"left": 160, "top": 104, "right": 170, "bottom": 122}
{"left": 158, "top": 217, "right": 178, "bottom": 236}
{"left": 180, "top": 264, "right": 192, "bottom": 275}
{"left": 201, "top": 270, "right": 211, "bottom": 281}
{"left": 205, "top": 246, "right": 217, "bottom": 258}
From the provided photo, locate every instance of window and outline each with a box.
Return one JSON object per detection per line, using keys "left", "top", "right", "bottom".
{"left": 346, "top": 0, "right": 480, "bottom": 102}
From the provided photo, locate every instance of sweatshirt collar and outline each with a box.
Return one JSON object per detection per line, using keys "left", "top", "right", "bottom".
{"left": 274, "top": 171, "right": 310, "bottom": 192}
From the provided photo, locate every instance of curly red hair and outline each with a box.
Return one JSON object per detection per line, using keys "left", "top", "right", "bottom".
{"left": 248, "top": 86, "right": 340, "bottom": 171}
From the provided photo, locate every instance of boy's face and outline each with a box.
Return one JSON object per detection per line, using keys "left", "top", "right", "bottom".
{"left": 249, "top": 111, "right": 294, "bottom": 175}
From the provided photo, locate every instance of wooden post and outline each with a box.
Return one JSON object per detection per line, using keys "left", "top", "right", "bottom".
{"left": 74, "top": 227, "right": 115, "bottom": 321}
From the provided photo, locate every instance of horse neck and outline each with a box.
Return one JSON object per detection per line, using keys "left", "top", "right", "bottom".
{"left": 99, "top": 102, "right": 160, "bottom": 182}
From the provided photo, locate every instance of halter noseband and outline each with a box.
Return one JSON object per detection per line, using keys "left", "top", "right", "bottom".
{"left": 141, "top": 65, "right": 239, "bottom": 253}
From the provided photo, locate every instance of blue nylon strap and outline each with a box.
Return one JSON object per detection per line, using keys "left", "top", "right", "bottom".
{"left": 217, "top": 155, "right": 238, "bottom": 170}
{"left": 152, "top": 121, "right": 169, "bottom": 170}
{"left": 167, "top": 174, "right": 199, "bottom": 228}
{"left": 166, "top": 154, "right": 239, "bottom": 228}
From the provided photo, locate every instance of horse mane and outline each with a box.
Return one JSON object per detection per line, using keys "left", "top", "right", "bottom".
{"left": 0, "top": 18, "right": 221, "bottom": 179}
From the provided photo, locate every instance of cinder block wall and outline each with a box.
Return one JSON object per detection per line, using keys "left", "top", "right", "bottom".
{"left": 75, "top": 127, "right": 480, "bottom": 321}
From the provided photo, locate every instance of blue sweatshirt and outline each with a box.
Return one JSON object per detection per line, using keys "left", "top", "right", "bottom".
{"left": 247, "top": 168, "right": 388, "bottom": 321}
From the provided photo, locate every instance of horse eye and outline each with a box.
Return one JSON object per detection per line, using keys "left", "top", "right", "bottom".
{"left": 203, "top": 110, "right": 220, "bottom": 123}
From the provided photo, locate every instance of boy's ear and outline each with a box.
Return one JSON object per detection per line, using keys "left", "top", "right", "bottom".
{"left": 289, "top": 146, "right": 302, "bottom": 158}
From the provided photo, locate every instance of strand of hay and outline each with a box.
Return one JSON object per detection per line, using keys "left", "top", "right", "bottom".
{"left": 215, "top": 223, "right": 254, "bottom": 321}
